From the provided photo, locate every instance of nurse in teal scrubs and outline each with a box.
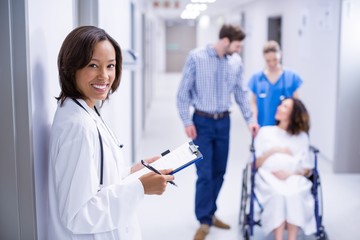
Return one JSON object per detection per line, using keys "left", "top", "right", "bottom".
{"left": 248, "top": 40, "right": 303, "bottom": 127}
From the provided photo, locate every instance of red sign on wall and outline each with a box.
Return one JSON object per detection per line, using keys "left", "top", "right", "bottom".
{"left": 152, "top": 0, "right": 180, "bottom": 9}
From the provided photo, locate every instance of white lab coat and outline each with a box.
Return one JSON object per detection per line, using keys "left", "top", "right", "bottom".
{"left": 254, "top": 126, "right": 316, "bottom": 236}
{"left": 48, "top": 98, "right": 144, "bottom": 240}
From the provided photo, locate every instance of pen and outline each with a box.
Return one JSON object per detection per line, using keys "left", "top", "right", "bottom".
{"left": 141, "top": 160, "right": 177, "bottom": 187}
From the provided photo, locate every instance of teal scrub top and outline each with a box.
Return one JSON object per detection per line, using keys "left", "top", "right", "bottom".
{"left": 248, "top": 70, "right": 303, "bottom": 127}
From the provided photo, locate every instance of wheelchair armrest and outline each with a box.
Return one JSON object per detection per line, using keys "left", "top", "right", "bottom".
{"left": 307, "top": 171, "right": 315, "bottom": 182}
{"left": 309, "top": 145, "right": 320, "bottom": 154}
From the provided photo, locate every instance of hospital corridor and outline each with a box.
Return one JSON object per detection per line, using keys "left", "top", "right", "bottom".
{"left": 137, "top": 73, "right": 360, "bottom": 240}
{"left": 1, "top": 0, "right": 360, "bottom": 239}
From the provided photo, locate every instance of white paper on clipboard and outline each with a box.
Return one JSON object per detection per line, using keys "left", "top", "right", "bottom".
{"left": 125, "top": 141, "right": 203, "bottom": 181}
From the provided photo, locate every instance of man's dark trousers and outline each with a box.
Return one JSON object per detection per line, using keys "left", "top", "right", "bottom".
{"left": 193, "top": 113, "right": 230, "bottom": 225}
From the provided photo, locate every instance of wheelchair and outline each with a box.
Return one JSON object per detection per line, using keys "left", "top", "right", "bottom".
{"left": 239, "top": 137, "right": 328, "bottom": 240}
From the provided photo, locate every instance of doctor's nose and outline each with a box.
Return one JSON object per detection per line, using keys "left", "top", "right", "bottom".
{"left": 98, "top": 68, "right": 110, "bottom": 80}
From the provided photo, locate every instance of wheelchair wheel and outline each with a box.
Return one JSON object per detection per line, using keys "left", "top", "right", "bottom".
{"left": 317, "top": 175, "right": 324, "bottom": 224}
{"left": 239, "top": 165, "right": 249, "bottom": 226}
{"left": 316, "top": 225, "right": 329, "bottom": 240}
{"left": 239, "top": 164, "right": 255, "bottom": 239}
{"left": 239, "top": 165, "right": 247, "bottom": 225}
{"left": 312, "top": 174, "right": 328, "bottom": 240}
{"left": 317, "top": 177, "right": 329, "bottom": 240}
{"left": 242, "top": 225, "right": 251, "bottom": 240}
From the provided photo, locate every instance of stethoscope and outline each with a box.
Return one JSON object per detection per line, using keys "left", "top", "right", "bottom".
{"left": 72, "top": 98, "right": 123, "bottom": 190}
{"left": 258, "top": 72, "right": 286, "bottom": 101}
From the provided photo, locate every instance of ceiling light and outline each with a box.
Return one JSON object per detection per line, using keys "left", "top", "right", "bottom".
{"left": 186, "top": 3, "right": 207, "bottom": 11}
{"left": 181, "top": 9, "right": 200, "bottom": 19}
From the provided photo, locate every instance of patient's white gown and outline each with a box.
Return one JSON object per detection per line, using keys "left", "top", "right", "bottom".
{"left": 254, "top": 126, "right": 316, "bottom": 236}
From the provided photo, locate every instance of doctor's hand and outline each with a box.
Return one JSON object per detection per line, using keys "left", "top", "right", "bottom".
{"left": 139, "top": 169, "right": 175, "bottom": 195}
{"left": 131, "top": 156, "right": 160, "bottom": 174}
{"left": 185, "top": 125, "right": 197, "bottom": 139}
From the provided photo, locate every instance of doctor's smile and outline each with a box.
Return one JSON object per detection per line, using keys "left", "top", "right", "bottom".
{"left": 92, "top": 83, "right": 110, "bottom": 91}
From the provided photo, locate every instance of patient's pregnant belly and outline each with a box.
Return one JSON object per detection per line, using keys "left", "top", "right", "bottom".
{"left": 261, "top": 153, "right": 297, "bottom": 172}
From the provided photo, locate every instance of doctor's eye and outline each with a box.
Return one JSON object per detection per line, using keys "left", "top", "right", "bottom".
{"left": 88, "top": 63, "right": 98, "bottom": 68}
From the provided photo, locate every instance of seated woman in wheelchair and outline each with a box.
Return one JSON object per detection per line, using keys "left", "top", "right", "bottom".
{"left": 254, "top": 97, "right": 316, "bottom": 240}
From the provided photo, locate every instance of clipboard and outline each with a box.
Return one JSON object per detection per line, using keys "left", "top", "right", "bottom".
{"left": 125, "top": 141, "right": 203, "bottom": 181}
{"left": 164, "top": 141, "right": 203, "bottom": 174}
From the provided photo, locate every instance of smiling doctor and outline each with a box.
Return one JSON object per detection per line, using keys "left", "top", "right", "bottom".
{"left": 48, "top": 26, "right": 174, "bottom": 240}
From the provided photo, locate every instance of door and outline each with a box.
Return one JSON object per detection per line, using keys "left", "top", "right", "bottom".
{"left": 268, "top": 16, "right": 282, "bottom": 46}
{"left": 166, "top": 21, "right": 196, "bottom": 72}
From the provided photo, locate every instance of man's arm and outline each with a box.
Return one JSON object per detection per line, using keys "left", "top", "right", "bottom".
{"left": 234, "top": 70, "right": 259, "bottom": 135}
{"left": 176, "top": 54, "right": 196, "bottom": 127}
{"left": 249, "top": 93, "right": 258, "bottom": 123}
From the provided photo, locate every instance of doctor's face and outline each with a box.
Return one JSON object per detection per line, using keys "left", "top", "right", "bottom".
{"left": 75, "top": 40, "right": 116, "bottom": 108}
{"left": 275, "top": 99, "right": 294, "bottom": 123}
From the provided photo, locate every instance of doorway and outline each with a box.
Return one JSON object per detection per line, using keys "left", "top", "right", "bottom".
{"left": 165, "top": 20, "right": 196, "bottom": 72}
{"left": 268, "top": 16, "right": 282, "bottom": 46}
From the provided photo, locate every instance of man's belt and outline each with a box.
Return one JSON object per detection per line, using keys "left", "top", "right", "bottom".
{"left": 194, "top": 110, "right": 230, "bottom": 120}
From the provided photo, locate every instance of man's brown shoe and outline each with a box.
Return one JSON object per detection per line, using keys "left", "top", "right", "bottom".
{"left": 212, "top": 216, "right": 231, "bottom": 229}
{"left": 194, "top": 224, "right": 209, "bottom": 240}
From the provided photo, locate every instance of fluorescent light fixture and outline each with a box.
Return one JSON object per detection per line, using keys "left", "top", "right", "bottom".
{"left": 181, "top": 0, "right": 214, "bottom": 19}
{"left": 181, "top": 9, "right": 200, "bottom": 19}
{"left": 186, "top": 3, "right": 207, "bottom": 11}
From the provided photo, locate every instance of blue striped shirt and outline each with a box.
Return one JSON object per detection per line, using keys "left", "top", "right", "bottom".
{"left": 177, "top": 45, "right": 254, "bottom": 126}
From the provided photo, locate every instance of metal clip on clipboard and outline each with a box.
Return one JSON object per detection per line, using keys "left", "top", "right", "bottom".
{"left": 168, "top": 141, "right": 203, "bottom": 175}
{"left": 189, "top": 142, "right": 198, "bottom": 153}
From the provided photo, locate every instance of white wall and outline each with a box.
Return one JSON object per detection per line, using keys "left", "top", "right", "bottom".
{"left": 138, "top": 10, "right": 163, "bottom": 137}
{"left": 197, "top": 15, "right": 223, "bottom": 48}
{"left": 334, "top": 0, "right": 360, "bottom": 172}
{"left": 98, "top": 0, "right": 133, "bottom": 163}
{"left": 27, "top": 0, "right": 76, "bottom": 238}
{"left": 133, "top": 2, "right": 145, "bottom": 161}
{"left": 98, "top": 0, "right": 152, "bottom": 163}
{"left": 218, "top": 0, "right": 341, "bottom": 162}
{"left": 155, "top": 18, "right": 166, "bottom": 73}
{"left": 139, "top": 12, "right": 166, "bottom": 99}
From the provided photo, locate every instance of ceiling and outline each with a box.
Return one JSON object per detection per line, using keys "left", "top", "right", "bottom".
{"left": 149, "top": 0, "right": 253, "bottom": 20}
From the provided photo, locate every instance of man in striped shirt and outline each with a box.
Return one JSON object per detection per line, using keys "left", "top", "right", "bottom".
{"left": 177, "top": 24, "right": 259, "bottom": 240}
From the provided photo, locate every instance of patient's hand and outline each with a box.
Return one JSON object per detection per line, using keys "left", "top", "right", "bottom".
{"left": 257, "top": 147, "right": 293, "bottom": 169}
{"left": 272, "top": 170, "right": 293, "bottom": 180}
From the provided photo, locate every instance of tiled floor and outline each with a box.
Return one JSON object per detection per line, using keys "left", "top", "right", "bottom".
{"left": 137, "top": 73, "right": 360, "bottom": 240}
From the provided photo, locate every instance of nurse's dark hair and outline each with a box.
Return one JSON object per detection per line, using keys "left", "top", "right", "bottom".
{"left": 276, "top": 98, "right": 310, "bottom": 135}
{"left": 56, "top": 25, "right": 122, "bottom": 105}
{"left": 219, "top": 24, "right": 246, "bottom": 42}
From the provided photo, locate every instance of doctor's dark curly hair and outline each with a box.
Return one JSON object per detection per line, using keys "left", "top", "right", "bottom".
{"left": 277, "top": 98, "right": 310, "bottom": 135}
{"left": 56, "top": 25, "right": 122, "bottom": 105}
